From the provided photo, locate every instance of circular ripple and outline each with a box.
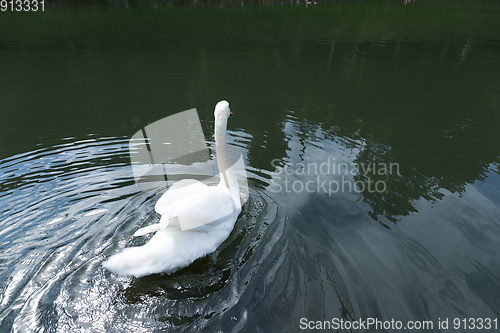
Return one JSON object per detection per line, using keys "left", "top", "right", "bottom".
{"left": 0, "top": 139, "right": 288, "bottom": 333}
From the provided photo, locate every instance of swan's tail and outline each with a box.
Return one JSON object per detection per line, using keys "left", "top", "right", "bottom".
{"left": 103, "top": 228, "right": 210, "bottom": 277}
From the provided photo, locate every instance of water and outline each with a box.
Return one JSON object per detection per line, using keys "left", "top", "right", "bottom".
{"left": 1, "top": 1, "right": 500, "bottom": 332}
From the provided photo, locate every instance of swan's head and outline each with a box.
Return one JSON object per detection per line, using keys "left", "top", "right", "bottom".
{"left": 214, "top": 100, "right": 233, "bottom": 120}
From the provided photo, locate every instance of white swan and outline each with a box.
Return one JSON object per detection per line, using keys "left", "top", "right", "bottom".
{"left": 103, "top": 100, "right": 241, "bottom": 277}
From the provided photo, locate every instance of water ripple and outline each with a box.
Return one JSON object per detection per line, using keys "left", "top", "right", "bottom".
{"left": 0, "top": 138, "right": 292, "bottom": 332}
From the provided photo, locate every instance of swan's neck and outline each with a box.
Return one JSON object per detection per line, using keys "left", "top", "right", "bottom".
{"left": 214, "top": 115, "right": 238, "bottom": 191}
{"left": 214, "top": 115, "right": 228, "bottom": 147}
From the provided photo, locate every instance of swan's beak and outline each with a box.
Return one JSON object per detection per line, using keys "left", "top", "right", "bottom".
{"left": 230, "top": 111, "right": 233, "bottom": 116}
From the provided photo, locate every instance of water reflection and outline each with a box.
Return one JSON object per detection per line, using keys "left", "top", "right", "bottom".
{"left": 229, "top": 38, "right": 500, "bottom": 224}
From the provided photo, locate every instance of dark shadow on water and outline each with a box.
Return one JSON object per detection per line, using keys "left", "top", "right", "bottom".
{"left": 120, "top": 256, "right": 231, "bottom": 303}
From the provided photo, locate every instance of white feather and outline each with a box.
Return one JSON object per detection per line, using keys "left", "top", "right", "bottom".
{"left": 103, "top": 100, "right": 241, "bottom": 277}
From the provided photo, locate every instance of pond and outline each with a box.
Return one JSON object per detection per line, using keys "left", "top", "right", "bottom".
{"left": 0, "top": 0, "right": 499, "bottom": 332}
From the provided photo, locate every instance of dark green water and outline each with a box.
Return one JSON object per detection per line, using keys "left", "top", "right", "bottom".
{"left": 1, "top": 1, "right": 499, "bottom": 332}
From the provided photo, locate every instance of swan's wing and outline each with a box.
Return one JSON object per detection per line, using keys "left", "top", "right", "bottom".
{"left": 173, "top": 187, "right": 237, "bottom": 231}
{"left": 153, "top": 179, "right": 238, "bottom": 232}
{"left": 155, "top": 179, "right": 208, "bottom": 217}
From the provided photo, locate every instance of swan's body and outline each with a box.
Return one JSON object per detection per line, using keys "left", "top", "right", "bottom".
{"left": 103, "top": 101, "right": 240, "bottom": 277}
